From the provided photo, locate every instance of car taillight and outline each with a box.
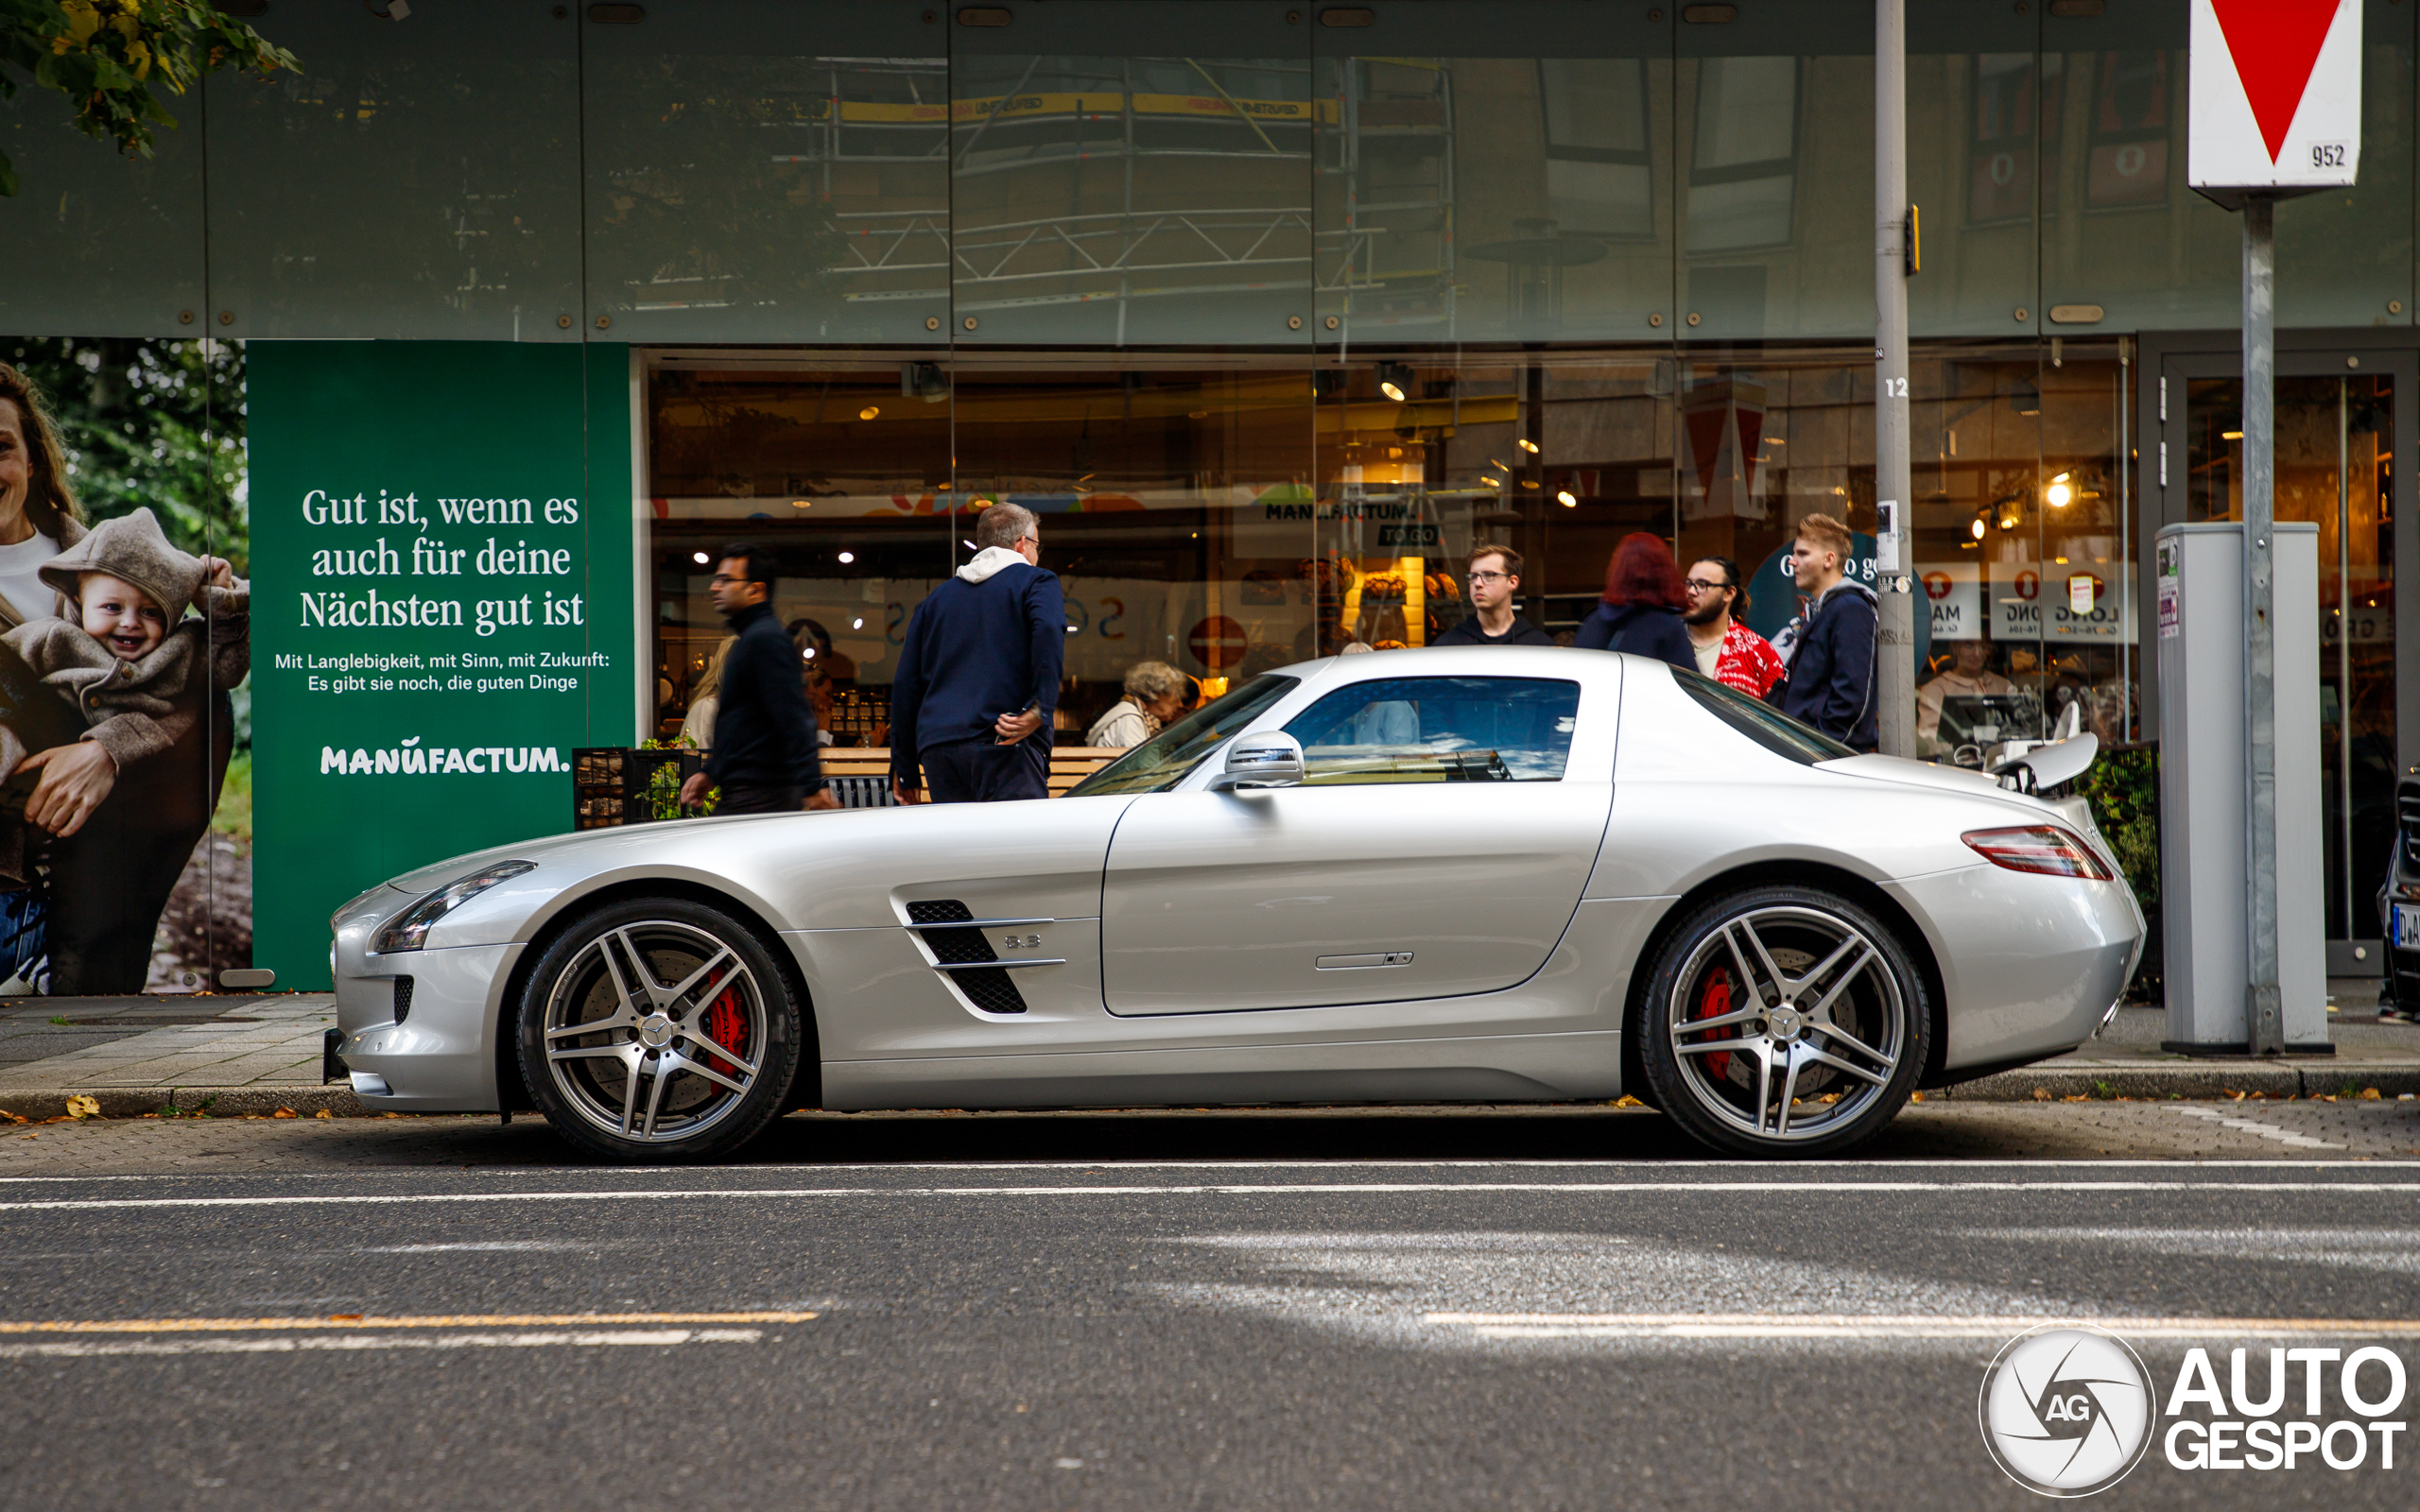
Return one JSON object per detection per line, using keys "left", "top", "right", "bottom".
{"left": 1962, "top": 825, "right": 2114, "bottom": 881}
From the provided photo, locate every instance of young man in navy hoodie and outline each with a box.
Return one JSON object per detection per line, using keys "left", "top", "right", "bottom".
{"left": 1775, "top": 512, "right": 1878, "bottom": 751}
{"left": 889, "top": 502, "right": 1066, "bottom": 803}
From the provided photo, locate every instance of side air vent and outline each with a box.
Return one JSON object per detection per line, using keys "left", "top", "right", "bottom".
{"left": 905, "top": 900, "right": 1028, "bottom": 1014}
{"left": 391, "top": 975, "right": 415, "bottom": 1024}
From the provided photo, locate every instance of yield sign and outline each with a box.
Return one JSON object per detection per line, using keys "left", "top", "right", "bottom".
{"left": 2210, "top": 0, "right": 2342, "bottom": 163}
{"left": 2188, "top": 0, "right": 2361, "bottom": 194}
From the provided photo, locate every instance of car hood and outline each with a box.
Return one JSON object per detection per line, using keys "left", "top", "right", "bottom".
{"left": 384, "top": 811, "right": 799, "bottom": 893}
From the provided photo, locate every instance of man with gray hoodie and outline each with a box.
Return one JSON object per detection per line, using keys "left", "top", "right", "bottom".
{"left": 889, "top": 503, "right": 1065, "bottom": 804}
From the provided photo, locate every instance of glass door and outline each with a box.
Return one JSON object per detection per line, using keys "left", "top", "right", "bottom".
{"left": 2169, "top": 359, "right": 2401, "bottom": 967}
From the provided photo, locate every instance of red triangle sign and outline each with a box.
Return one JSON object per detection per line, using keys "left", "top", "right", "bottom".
{"left": 2209, "top": 0, "right": 2343, "bottom": 163}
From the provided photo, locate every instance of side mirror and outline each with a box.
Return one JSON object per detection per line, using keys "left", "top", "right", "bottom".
{"left": 1208, "top": 732, "right": 1305, "bottom": 791}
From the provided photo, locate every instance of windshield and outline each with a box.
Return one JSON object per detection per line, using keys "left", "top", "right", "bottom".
{"left": 1673, "top": 667, "right": 1856, "bottom": 765}
{"left": 1067, "top": 675, "right": 1301, "bottom": 796}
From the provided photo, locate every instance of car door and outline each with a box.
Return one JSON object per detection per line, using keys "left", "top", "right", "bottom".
{"left": 1099, "top": 673, "right": 1611, "bottom": 1015}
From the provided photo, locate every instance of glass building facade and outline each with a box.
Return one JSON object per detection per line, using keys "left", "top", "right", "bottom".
{"left": 3, "top": 0, "right": 2413, "bottom": 977}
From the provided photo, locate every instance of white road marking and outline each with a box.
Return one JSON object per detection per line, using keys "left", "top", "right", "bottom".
{"left": 2165, "top": 1105, "right": 2345, "bottom": 1148}
{"left": 4, "top": 1179, "right": 2419, "bottom": 1214}
{"left": 1425, "top": 1312, "right": 2420, "bottom": 1340}
{"left": 0, "top": 1328, "right": 763, "bottom": 1359}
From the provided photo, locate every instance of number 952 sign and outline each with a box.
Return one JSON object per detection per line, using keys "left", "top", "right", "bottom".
{"left": 2188, "top": 0, "right": 2361, "bottom": 196}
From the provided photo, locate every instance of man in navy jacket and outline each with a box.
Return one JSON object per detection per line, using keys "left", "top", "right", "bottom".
{"left": 890, "top": 502, "right": 1066, "bottom": 803}
{"left": 1775, "top": 512, "right": 1879, "bottom": 751}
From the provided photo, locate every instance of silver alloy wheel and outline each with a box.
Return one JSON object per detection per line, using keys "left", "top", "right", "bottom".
{"left": 540, "top": 919, "right": 769, "bottom": 1144}
{"left": 1663, "top": 902, "right": 1907, "bottom": 1143}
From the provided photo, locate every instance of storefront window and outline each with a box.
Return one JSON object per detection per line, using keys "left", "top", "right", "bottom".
{"left": 644, "top": 342, "right": 2140, "bottom": 777}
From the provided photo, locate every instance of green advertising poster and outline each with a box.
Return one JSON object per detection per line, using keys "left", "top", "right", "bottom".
{"left": 251, "top": 342, "right": 635, "bottom": 987}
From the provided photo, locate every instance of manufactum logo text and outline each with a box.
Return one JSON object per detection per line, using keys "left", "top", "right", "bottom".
{"left": 320, "top": 737, "right": 566, "bottom": 775}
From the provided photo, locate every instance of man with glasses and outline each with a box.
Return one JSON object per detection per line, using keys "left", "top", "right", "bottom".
{"left": 1432, "top": 542, "right": 1554, "bottom": 646}
{"left": 889, "top": 502, "right": 1065, "bottom": 804}
{"left": 679, "top": 542, "right": 837, "bottom": 816}
{"left": 1682, "top": 555, "right": 1787, "bottom": 698}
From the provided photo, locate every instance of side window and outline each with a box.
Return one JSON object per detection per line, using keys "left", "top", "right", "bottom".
{"left": 1282, "top": 677, "right": 1581, "bottom": 785}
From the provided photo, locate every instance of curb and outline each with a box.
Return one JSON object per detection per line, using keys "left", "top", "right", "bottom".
{"left": 6, "top": 1064, "right": 2418, "bottom": 1125}
{"left": 0, "top": 1086, "right": 370, "bottom": 1122}
{"left": 1931, "top": 1061, "right": 2420, "bottom": 1102}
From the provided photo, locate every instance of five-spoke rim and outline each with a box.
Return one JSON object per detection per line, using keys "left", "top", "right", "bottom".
{"left": 541, "top": 920, "right": 767, "bottom": 1143}
{"left": 1664, "top": 903, "right": 1905, "bottom": 1143}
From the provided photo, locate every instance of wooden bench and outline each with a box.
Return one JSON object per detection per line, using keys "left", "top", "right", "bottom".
{"left": 818, "top": 747, "right": 1125, "bottom": 803}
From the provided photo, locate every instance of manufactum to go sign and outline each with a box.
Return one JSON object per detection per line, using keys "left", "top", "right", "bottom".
{"left": 2189, "top": 0, "right": 2362, "bottom": 198}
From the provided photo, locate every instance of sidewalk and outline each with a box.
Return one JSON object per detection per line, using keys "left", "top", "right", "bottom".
{"left": 0, "top": 986, "right": 2413, "bottom": 1123}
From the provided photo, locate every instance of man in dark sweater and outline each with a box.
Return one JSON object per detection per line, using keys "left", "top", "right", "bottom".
{"left": 680, "top": 543, "right": 834, "bottom": 815}
{"left": 1774, "top": 512, "right": 1879, "bottom": 751}
{"left": 890, "top": 502, "right": 1066, "bottom": 803}
{"left": 1431, "top": 542, "right": 1555, "bottom": 646}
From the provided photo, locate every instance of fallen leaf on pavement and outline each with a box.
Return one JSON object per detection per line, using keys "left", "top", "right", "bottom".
{"left": 63, "top": 1095, "right": 100, "bottom": 1121}
{"left": 315, "top": 1108, "right": 334, "bottom": 1120}
{"left": 272, "top": 1108, "right": 298, "bottom": 1119}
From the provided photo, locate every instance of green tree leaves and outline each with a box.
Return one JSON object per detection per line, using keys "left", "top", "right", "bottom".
{"left": 0, "top": 0, "right": 298, "bottom": 198}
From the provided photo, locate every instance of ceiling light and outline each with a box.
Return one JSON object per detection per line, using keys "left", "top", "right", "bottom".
{"left": 1377, "top": 362, "right": 1413, "bottom": 403}
{"left": 791, "top": 499, "right": 810, "bottom": 509}
{"left": 852, "top": 617, "right": 864, "bottom": 629}
{"left": 1490, "top": 459, "right": 1511, "bottom": 472}
{"left": 1517, "top": 438, "right": 1541, "bottom": 454}
{"left": 1970, "top": 519, "right": 1986, "bottom": 541}
{"left": 1521, "top": 479, "right": 1540, "bottom": 489}
{"left": 838, "top": 550, "right": 856, "bottom": 564}
{"left": 1557, "top": 490, "right": 1577, "bottom": 507}
{"left": 962, "top": 540, "right": 977, "bottom": 550}
{"left": 2051, "top": 472, "right": 2070, "bottom": 484}
{"left": 2046, "top": 481, "right": 2072, "bottom": 507}
{"left": 858, "top": 405, "right": 880, "bottom": 421}
{"left": 692, "top": 551, "right": 710, "bottom": 565}
{"left": 2223, "top": 430, "right": 2244, "bottom": 440}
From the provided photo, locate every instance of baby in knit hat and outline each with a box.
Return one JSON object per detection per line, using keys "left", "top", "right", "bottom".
{"left": 0, "top": 508, "right": 249, "bottom": 877}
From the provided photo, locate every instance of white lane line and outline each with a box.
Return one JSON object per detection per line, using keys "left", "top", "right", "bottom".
{"left": 1426, "top": 1312, "right": 2420, "bottom": 1341}
{"left": 0, "top": 1329, "right": 763, "bottom": 1359}
{"left": 4, "top": 1180, "right": 2420, "bottom": 1213}
{"left": 2165, "top": 1106, "right": 2345, "bottom": 1149}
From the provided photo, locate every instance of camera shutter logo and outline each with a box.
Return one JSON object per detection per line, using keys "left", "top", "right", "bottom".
{"left": 1979, "top": 1325, "right": 2154, "bottom": 1497}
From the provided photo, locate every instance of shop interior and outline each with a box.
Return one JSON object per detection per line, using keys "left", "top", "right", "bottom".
{"left": 642, "top": 342, "right": 2136, "bottom": 758}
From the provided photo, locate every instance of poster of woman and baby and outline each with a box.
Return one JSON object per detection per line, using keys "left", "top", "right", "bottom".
{"left": 0, "top": 361, "right": 249, "bottom": 998}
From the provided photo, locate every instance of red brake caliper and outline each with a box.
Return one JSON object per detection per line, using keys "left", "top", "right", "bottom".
{"left": 703, "top": 975, "right": 750, "bottom": 1082}
{"left": 1695, "top": 968, "right": 1732, "bottom": 1081}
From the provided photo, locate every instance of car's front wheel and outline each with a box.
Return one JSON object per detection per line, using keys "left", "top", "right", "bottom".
{"left": 515, "top": 898, "right": 802, "bottom": 1161}
{"left": 1636, "top": 885, "right": 1929, "bottom": 1158}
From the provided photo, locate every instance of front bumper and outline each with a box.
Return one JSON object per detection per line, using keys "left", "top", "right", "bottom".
{"left": 334, "top": 942, "right": 522, "bottom": 1112}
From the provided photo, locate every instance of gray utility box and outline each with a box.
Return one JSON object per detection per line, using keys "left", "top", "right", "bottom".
{"left": 2154, "top": 523, "right": 2330, "bottom": 1052}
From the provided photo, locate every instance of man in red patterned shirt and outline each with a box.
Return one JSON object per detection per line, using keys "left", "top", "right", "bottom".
{"left": 1682, "top": 556, "right": 1787, "bottom": 698}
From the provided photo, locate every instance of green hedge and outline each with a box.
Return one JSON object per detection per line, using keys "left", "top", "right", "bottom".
{"left": 2069, "top": 744, "right": 2161, "bottom": 1001}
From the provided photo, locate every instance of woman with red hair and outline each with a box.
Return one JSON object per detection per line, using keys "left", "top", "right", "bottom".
{"left": 1574, "top": 532, "right": 1697, "bottom": 671}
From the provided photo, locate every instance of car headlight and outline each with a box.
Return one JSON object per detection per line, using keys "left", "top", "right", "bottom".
{"left": 372, "top": 862, "right": 536, "bottom": 954}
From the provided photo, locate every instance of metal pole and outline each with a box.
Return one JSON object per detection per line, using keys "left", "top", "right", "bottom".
{"left": 1874, "top": 0, "right": 1916, "bottom": 758}
{"left": 2242, "top": 193, "right": 2284, "bottom": 1054}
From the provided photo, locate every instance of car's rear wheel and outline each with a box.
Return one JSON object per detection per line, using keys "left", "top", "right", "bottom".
{"left": 515, "top": 898, "right": 801, "bottom": 1162}
{"left": 1636, "top": 885, "right": 1929, "bottom": 1158}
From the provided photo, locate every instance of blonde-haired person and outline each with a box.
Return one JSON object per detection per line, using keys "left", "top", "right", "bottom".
{"left": 678, "top": 637, "right": 735, "bottom": 750}
{"left": 1086, "top": 661, "right": 1188, "bottom": 748}
{"left": 1774, "top": 512, "right": 1878, "bottom": 750}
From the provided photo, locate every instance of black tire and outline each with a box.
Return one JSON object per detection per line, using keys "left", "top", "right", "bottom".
{"left": 515, "top": 897, "right": 803, "bottom": 1162}
{"left": 1635, "top": 885, "right": 1930, "bottom": 1159}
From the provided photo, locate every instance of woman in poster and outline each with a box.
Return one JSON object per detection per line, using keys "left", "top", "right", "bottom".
{"left": 0, "top": 364, "right": 237, "bottom": 996}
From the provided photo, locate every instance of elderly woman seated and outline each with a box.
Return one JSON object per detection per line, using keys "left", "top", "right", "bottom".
{"left": 1085, "top": 660, "right": 1190, "bottom": 748}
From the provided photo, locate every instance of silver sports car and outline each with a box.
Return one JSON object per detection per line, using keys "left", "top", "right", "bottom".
{"left": 328, "top": 647, "right": 2143, "bottom": 1160}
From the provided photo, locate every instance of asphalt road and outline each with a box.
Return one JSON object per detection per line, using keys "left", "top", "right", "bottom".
{"left": 3, "top": 1105, "right": 2418, "bottom": 1509}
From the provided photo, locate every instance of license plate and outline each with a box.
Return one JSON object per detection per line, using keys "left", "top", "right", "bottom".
{"left": 2396, "top": 904, "right": 2420, "bottom": 950}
